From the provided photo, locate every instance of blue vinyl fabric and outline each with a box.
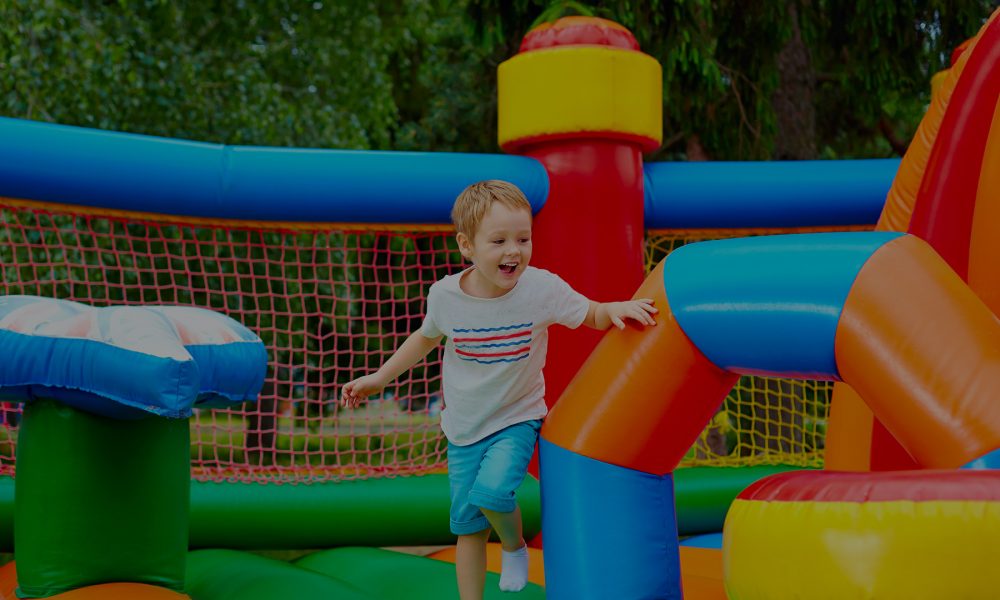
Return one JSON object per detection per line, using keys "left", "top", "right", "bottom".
{"left": 0, "top": 296, "right": 266, "bottom": 418}
{"left": 2, "top": 118, "right": 903, "bottom": 230}
{"left": 963, "top": 447, "right": 1000, "bottom": 470}
{"left": 644, "top": 159, "right": 898, "bottom": 229}
{"left": 0, "top": 117, "right": 548, "bottom": 223}
{"left": 663, "top": 231, "right": 903, "bottom": 379}
{"left": 141, "top": 306, "right": 269, "bottom": 408}
{"left": 679, "top": 532, "right": 723, "bottom": 549}
{"left": 539, "top": 439, "right": 682, "bottom": 600}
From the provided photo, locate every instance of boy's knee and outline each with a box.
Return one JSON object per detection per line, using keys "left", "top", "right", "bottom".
{"left": 451, "top": 510, "right": 491, "bottom": 536}
{"left": 468, "top": 487, "right": 518, "bottom": 513}
{"left": 458, "top": 528, "right": 492, "bottom": 542}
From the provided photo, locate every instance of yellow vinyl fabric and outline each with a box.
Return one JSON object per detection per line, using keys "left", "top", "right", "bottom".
{"left": 724, "top": 497, "right": 1000, "bottom": 599}
{"left": 497, "top": 46, "right": 662, "bottom": 153}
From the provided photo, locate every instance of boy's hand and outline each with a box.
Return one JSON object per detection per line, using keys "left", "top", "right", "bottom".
{"left": 605, "top": 298, "right": 658, "bottom": 329}
{"left": 340, "top": 373, "right": 387, "bottom": 409}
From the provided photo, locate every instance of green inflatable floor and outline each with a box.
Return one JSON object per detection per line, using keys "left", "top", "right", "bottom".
{"left": 186, "top": 547, "right": 545, "bottom": 600}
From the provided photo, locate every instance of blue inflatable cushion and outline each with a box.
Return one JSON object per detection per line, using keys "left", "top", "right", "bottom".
{"left": 0, "top": 296, "right": 267, "bottom": 418}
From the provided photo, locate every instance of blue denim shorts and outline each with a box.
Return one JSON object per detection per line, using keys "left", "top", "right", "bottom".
{"left": 447, "top": 419, "right": 542, "bottom": 535}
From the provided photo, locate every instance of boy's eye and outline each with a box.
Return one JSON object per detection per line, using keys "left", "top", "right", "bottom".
{"left": 492, "top": 240, "right": 504, "bottom": 245}
{"left": 519, "top": 238, "right": 530, "bottom": 244}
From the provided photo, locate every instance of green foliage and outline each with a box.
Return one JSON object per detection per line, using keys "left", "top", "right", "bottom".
{"left": 805, "top": 0, "right": 991, "bottom": 158}
{"left": 465, "top": 0, "right": 994, "bottom": 159}
{"left": 1, "top": 0, "right": 401, "bottom": 147}
{"left": 192, "top": 422, "right": 447, "bottom": 469}
{"left": 3, "top": 1, "right": 993, "bottom": 156}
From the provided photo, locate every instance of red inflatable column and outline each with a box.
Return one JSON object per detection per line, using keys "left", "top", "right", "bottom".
{"left": 497, "top": 17, "right": 663, "bottom": 406}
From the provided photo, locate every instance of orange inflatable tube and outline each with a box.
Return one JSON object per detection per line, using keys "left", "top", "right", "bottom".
{"left": 827, "top": 8, "right": 1000, "bottom": 471}
{"left": 835, "top": 234, "right": 1000, "bottom": 468}
{"left": 542, "top": 260, "right": 739, "bottom": 475}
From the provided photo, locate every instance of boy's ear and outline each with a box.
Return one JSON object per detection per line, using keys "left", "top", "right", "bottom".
{"left": 456, "top": 232, "right": 473, "bottom": 259}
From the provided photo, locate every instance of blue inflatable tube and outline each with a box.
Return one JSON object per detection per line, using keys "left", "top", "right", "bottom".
{"left": 0, "top": 117, "right": 548, "bottom": 224}
{"left": 1, "top": 118, "right": 898, "bottom": 229}
{"left": 644, "top": 159, "right": 898, "bottom": 228}
{"left": 540, "top": 439, "right": 682, "bottom": 600}
{"left": 663, "top": 231, "right": 903, "bottom": 378}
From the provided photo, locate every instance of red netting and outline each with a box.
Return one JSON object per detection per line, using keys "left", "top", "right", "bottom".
{"left": 0, "top": 200, "right": 852, "bottom": 483}
{"left": 0, "top": 200, "right": 460, "bottom": 483}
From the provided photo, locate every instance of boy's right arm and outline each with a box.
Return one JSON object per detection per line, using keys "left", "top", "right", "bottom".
{"left": 340, "top": 330, "right": 443, "bottom": 408}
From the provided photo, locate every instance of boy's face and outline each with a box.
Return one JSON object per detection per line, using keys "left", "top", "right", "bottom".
{"left": 457, "top": 202, "right": 532, "bottom": 298}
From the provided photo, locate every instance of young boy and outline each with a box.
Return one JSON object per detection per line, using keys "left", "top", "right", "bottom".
{"left": 341, "top": 180, "right": 656, "bottom": 598}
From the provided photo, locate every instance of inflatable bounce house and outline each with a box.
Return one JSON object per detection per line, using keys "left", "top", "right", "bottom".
{"left": 0, "top": 7, "right": 998, "bottom": 599}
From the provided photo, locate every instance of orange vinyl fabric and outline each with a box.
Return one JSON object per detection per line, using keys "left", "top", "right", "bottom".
{"left": 541, "top": 260, "right": 739, "bottom": 475}
{"left": 827, "top": 13, "right": 998, "bottom": 470}
{"left": 966, "top": 98, "right": 1000, "bottom": 315}
{"left": 824, "top": 382, "right": 919, "bottom": 472}
{"left": 906, "top": 10, "right": 1000, "bottom": 279}
{"left": 0, "top": 197, "right": 454, "bottom": 233}
{"left": 678, "top": 547, "right": 726, "bottom": 600}
{"left": 0, "top": 562, "right": 190, "bottom": 600}
{"left": 835, "top": 234, "right": 1000, "bottom": 468}
{"left": 0, "top": 563, "right": 15, "bottom": 600}
{"left": 47, "top": 585, "right": 191, "bottom": 600}
{"left": 821, "top": 382, "right": 874, "bottom": 471}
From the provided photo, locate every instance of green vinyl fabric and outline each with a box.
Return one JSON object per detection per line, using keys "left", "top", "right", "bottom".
{"left": 186, "top": 549, "right": 369, "bottom": 600}
{"left": 14, "top": 399, "right": 190, "bottom": 597}
{"left": 297, "top": 547, "right": 546, "bottom": 599}
{"left": 674, "top": 465, "right": 807, "bottom": 534}
{"left": 189, "top": 473, "right": 541, "bottom": 548}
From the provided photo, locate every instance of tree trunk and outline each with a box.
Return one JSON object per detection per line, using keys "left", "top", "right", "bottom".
{"left": 686, "top": 134, "right": 711, "bottom": 161}
{"left": 772, "top": 2, "right": 817, "bottom": 160}
{"left": 246, "top": 384, "right": 277, "bottom": 467}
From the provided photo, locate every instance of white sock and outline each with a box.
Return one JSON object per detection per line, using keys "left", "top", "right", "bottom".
{"left": 499, "top": 544, "right": 529, "bottom": 592}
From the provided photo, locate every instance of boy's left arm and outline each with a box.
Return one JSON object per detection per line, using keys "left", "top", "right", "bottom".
{"left": 583, "top": 299, "right": 658, "bottom": 330}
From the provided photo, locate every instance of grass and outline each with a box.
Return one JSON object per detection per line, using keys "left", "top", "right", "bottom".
{"left": 189, "top": 399, "right": 448, "bottom": 469}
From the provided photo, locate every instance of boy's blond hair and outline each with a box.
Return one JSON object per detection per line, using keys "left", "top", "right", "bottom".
{"left": 452, "top": 180, "right": 532, "bottom": 239}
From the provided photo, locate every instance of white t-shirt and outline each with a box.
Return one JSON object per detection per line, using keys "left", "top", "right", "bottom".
{"left": 420, "top": 266, "right": 590, "bottom": 445}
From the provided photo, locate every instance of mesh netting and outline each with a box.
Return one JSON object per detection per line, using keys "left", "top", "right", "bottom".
{"left": 0, "top": 200, "right": 858, "bottom": 481}
{"left": 0, "top": 200, "right": 459, "bottom": 483}
{"left": 645, "top": 228, "right": 868, "bottom": 468}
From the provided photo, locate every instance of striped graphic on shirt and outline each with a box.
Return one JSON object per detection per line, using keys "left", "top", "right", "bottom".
{"left": 453, "top": 322, "right": 533, "bottom": 364}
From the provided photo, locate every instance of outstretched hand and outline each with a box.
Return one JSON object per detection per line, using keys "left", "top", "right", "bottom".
{"left": 605, "top": 298, "right": 658, "bottom": 329}
{"left": 340, "top": 373, "right": 386, "bottom": 409}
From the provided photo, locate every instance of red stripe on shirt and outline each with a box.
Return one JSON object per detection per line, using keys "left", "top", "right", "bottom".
{"left": 455, "top": 346, "right": 531, "bottom": 359}
{"left": 452, "top": 330, "right": 531, "bottom": 343}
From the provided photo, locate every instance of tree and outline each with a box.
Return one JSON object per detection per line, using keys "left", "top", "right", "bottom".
{"left": 5, "top": 1, "right": 990, "bottom": 157}
{"left": 464, "top": 0, "right": 993, "bottom": 159}
{"left": 1, "top": 1, "right": 401, "bottom": 147}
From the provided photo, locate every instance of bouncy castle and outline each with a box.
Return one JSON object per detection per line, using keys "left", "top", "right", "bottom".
{"left": 0, "top": 8, "right": 997, "bottom": 600}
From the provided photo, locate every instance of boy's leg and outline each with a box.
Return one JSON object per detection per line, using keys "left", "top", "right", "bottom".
{"left": 468, "top": 420, "right": 539, "bottom": 547}
{"left": 480, "top": 504, "right": 524, "bottom": 551}
{"left": 449, "top": 438, "right": 492, "bottom": 599}
{"left": 469, "top": 420, "right": 541, "bottom": 592}
{"left": 481, "top": 504, "right": 531, "bottom": 593}
{"left": 456, "top": 528, "right": 491, "bottom": 600}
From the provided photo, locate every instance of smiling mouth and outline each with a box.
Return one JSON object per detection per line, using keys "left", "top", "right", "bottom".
{"left": 499, "top": 262, "right": 518, "bottom": 274}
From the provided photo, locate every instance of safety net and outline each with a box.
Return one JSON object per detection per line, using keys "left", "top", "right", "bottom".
{"left": 0, "top": 199, "right": 841, "bottom": 482}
